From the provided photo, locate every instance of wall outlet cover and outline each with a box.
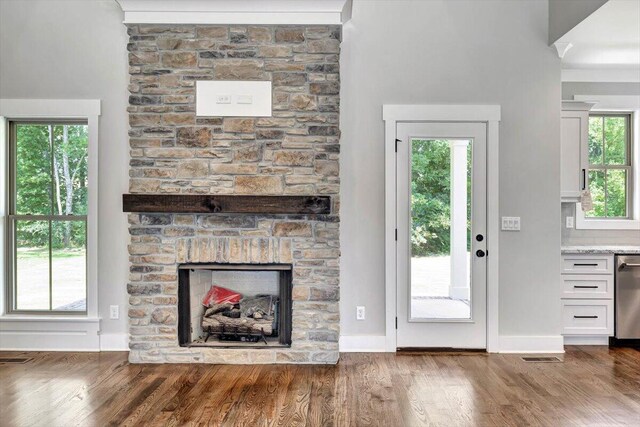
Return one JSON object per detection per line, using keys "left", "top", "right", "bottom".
{"left": 109, "top": 305, "right": 120, "bottom": 320}
{"left": 356, "top": 306, "right": 365, "bottom": 320}
{"left": 566, "top": 216, "right": 574, "bottom": 228}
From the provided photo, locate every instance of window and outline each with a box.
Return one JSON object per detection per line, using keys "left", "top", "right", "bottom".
{"left": 586, "top": 113, "right": 633, "bottom": 219}
{"left": 8, "top": 121, "right": 88, "bottom": 313}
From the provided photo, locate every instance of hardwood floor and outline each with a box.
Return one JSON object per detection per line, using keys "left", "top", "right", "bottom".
{"left": 1, "top": 346, "right": 639, "bottom": 426}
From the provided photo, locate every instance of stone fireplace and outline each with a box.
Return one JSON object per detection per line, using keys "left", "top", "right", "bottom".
{"left": 125, "top": 24, "right": 341, "bottom": 364}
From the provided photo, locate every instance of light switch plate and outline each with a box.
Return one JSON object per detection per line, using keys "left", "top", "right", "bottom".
{"left": 501, "top": 216, "right": 521, "bottom": 231}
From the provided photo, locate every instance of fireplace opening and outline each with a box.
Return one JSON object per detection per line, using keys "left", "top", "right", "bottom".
{"left": 178, "top": 263, "right": 292, "bottom": 348}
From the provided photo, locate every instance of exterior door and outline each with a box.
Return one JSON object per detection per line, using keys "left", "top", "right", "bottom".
{"left": 396, "top": 122, "right": 487, "bottom": 349}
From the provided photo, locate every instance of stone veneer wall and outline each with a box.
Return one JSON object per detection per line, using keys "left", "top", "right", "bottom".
{"left": 126, "top": 25, "right": 340, "bottom": 364}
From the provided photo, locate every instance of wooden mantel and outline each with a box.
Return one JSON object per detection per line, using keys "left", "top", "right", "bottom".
{"left": 122, "top": 194, "right": 331, "bottom": 214}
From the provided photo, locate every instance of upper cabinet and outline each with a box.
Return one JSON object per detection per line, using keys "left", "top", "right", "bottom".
{"left": 561, "top": 101, "right": 595, "bottom": 201}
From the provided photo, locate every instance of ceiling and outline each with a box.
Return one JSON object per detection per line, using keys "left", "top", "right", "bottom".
{"left": 560, "top": 0, "right": 640, "bottom": 70}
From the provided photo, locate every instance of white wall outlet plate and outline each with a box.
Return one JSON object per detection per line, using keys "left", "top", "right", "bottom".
{"left": 356, "top": 306, "right": 365, "bottom": 320}
{"left": 566, "top": 216, "right": 574, "bottom": 228}
{"left": 501, "top": 216, "right": 521, "bottom": 231}
{"left": 196, "top": 81, "right": 271, "bottom": 117}
{"left": 110, "top": 305, "right": 120, "bottom": 320}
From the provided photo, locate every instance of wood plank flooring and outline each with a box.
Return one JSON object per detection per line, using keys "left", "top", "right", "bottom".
{"left": 1, "top": 346, "right": 639, "bottom": 426}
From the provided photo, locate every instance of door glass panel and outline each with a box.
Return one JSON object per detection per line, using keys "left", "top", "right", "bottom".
{"left": 410, "top": 139, "right": 472, "bottom": 320}
{"left": 15, "top": 220, "right": 50, "bottom": 310}
{"left": 51, "top": 220, "right": 87, "bottom": 311}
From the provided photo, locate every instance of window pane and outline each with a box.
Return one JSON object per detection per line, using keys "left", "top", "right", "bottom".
{"left": 588, "top": 116, "right": 604, "bottom": 165}
{"left": 15, "top": 220, "right": 50, "bottom": 310}
{"left": 52, "top": 125, "right": 89, "bottom": 215}
{"left": 15, "top": 124, "right": 52, "bottom": 215}
{"left": 51, "top": 221, "right": 86, "bottom": 311}
{"left": 606, "top": 169, "right": 627, "bottom": 217}
{"left": 604, "top": 117, "right": 626, "bottom": 165}
{"left": 587, "top": 170, "right": 605, "bottom": 217}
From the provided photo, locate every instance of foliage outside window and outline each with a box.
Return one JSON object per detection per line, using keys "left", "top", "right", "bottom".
{"left": 411, "top": 139, "right": 471, "bottom": 256}
{"left": 586, "top": 114, "right": 633, "bottom": 219}
{"left": 8, "top": 122, "right": 88, "bottom": 313}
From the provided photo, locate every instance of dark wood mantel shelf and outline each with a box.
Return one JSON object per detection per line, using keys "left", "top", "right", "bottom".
{"left": 122, "top": 194, "right": 331, "bottom": 214}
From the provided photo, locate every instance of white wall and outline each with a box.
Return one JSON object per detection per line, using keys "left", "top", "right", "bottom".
{"left": 0, "top": 0, "right": 129, "bottom": 348}
{"left": 340, "top": 0, "right": 562, "bottom": 344}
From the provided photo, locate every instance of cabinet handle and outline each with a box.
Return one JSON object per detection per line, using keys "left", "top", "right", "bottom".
{"left": 581, "top": 169, "right": 586, "bottom": 190}
{"left": 573, "top": 285, "right": 598, "bottom": 289}
{"left": 574, "top": 315, "right": 598, "bottom": 319}
{"left": 573, "top": 263, "right": 598, "bottom": 267}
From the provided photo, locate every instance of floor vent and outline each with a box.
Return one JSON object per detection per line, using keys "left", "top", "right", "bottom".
{"left": 521, "top": 356, "right": 562, "bottom": 363}
{"left": 0, "top": 358, "right": 33, "bottom": 364}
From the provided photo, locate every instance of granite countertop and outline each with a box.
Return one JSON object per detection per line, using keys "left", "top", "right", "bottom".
{"left": 561, "top": 246, "right": 640, "bottom": 254}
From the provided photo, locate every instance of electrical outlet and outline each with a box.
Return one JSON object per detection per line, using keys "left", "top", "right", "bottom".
{"left": 110, "top": 305, "right": 119, "bottom": 320}
{"left": 566, "top": 216, "right": 574, "bottom": 228}
{"left": 356, "top": 306, "right": 365, "bottom": 320}
{"left": 501, "top": 216, "right": 521, "bottom": 231}
{"left": 215, "top": 94, "right": 231, "bottom": 104}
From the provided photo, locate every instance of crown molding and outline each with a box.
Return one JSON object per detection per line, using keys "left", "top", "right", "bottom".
{"left": 116, "top": 0, "right": 352, "bottom": 25}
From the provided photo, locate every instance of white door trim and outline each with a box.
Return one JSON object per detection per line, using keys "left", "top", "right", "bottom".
{"left": 383, "top": 104, "right": 501, "bottom": 352}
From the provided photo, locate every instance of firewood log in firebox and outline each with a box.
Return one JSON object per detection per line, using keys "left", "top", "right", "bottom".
{"left": 202, "top": 314, "right": 274, "bottom": 336}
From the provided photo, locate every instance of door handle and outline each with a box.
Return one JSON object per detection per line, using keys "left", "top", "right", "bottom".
{"left": 581, "top": 169, "right": 586, "bottom": 190}
{"left": 475, "top": 250, "right": 485, "bottom": 258}
{"left": 574, "top": 315, "right": 598, "bottom": 319}
{"left": 573, "top": 285, "right": 598, "bottom": 289}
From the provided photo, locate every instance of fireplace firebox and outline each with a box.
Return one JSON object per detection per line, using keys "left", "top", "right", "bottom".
{"left": 178, "top": 264, "right": 292, "bottom": 348}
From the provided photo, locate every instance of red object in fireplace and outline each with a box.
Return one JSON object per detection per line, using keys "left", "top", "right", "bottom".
{"left": 202, "top": 285, "right": 242, "bottom": 307}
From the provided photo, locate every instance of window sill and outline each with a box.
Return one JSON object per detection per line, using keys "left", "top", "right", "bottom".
{"left": 0, "top": 315, "right": 100, "bottom": 323}
{"left": 575, "top": 204, "right": 640, "bottom": 230}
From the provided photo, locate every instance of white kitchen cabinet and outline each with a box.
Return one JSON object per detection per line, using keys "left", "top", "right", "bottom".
{"left": 561, "top": 253, "right": 614, "bottom": 344}
{"left": 561, "top": 101, "right": 595, "bottom": 201}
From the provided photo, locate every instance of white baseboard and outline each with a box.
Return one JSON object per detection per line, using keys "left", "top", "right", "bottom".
{"left": 0, "top": 317, "right": 101, "bottom": 351}
{"left": 564, "top": 335, "right": 609, "bottom": 345}
{"left": 339, "top": 335, "right": 387, "bottom": 352}
{"left": 498, "top": 335, "right": 565, "bottom": 353}
{"left": 100, "top": 333, "right": 129, "bottom": 351}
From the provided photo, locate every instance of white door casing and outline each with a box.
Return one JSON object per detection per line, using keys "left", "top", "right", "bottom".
{"left": 383, "top": 104, "right": 501, "bottom": 352}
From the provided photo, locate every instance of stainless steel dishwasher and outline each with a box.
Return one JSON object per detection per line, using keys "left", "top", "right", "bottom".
{"left": 614, "top": 255, "right": 640, "bottom": 346}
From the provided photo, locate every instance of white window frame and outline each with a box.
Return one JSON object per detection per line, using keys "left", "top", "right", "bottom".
{"left": 0, "top": 100, "right": 100, "bottom": 349}
{"left": 574, "top": 95, "right": 640, "bottom": 230}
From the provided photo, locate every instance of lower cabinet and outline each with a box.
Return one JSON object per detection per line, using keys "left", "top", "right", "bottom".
{"left": 561, "top": 254, "right": 614, "bottom": 343}
{"left": 561, "top": 299, "right": 614, "bottom": 336}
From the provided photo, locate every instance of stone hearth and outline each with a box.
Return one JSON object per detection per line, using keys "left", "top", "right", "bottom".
{"left": 126, "top": 24, "right": 340, "bottom": 364}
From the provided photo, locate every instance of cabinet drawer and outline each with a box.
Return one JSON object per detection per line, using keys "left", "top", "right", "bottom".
{"left": 561, "top": 254, "right": 613, "bottom": 274}
{"left": 562, "top": 300, "right": 613, "bottom": 336}
{"left": 561, "top": 275, "right": 613, "bottom": 299}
